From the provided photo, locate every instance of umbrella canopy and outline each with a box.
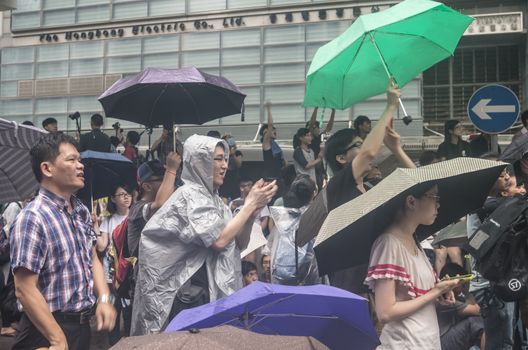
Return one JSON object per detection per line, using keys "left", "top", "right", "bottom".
{"left": 98, "top": 67, "right": 246, "bottom": 127}
{"left": 166, "top": 281, "right": 379, "bottom": 350}
{"left": 0, "top": 118, "right": 47, "bottom": 203}
{"left": 432, "top": 220, "right": 468, "bottom": 248}
{"left": 314, "top": 158, "right": 507, "bottom": 275}
{"left": 304, "top": 0, "right": 473, "bottom": 109}
{"left": 111, "top": 325, "right": 328, "bottom": 350}
{"left": 76, "top": 151, "right": 137, "bottom": 202}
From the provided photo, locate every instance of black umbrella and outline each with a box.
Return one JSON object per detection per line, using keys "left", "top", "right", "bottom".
{"left": 314, "top": 158, "right": 507, "bottom": 275}
{"left": 76, "top": 151, "right": 137, "bottom": 203}
{"left": 98, "top": 67, "right": 246, "bottom": 127}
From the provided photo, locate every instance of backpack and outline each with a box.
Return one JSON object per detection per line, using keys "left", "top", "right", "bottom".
{"left": 466, "top": 196, "right": 528, "bottom": 301}
{"left": 108, "top": 218, "right": 137, "bottom": 299}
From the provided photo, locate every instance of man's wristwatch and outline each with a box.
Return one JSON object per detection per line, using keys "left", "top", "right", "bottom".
{"left": 97, "top": 293, "right": 115, "bottom": 305}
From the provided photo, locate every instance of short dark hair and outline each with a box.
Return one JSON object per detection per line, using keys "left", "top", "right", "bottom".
{"left": 91, "top": 113, "right": 104, "bottom": 127}
{"left": 353, "top": 115, "right": 370, "bottom": 130}
{"left": 206, "top": 130, "right": 221, "bottom": 138}
{"left": 42, "top": 117, "right": 58, "bottom": 128}
{"left": 126, "top": 131, "right": 140, "bottom": 145}
{"left": 30, "top": 133, "right": 78, "bottom": 183}
{"left": 242, "top": 260, "right": 257, "bottom": 276}
{"left": 109, "top": 136, "right": 120, "bottom": 148}
{"left": 259, "top": 123, "right": 276, "bottom": 140}
{"left": 107, "top": 183, "right": 134, "bottom": 214}
{"left": 521, "top": 110, "right": 528, "bottom": 128}
{"left": 283, "top": 174, "right": 316, "bottom": 208}
{"left": 324, "top": 128, "right": 359, "bottom": 173}
{"left": 305, "top": 121, "right": 320, "bottom": 129}
{"left": 293, "top": 128, "right": 310, "bottom": 149}
{"left": 443, "top": 119, "right": 460, "bottom": 141}
{"left": 419, "top": 150, "right": 438, "bottom": 166}
{"left": 22, "top": 121, "right": 34, "bottom": 126}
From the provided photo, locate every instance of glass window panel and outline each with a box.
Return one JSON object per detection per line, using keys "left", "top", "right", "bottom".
{"left": 14, "top": 0, "right": 41, "bottom": 12}
{"left": 264, "top": 26, "right": 304, "bottom": 45}
{"left": 43, "top": 9, "right": 75, "bottom": 26}
{"left": 11, "top": 13, "right": 41, "bottom": 30}
{"left": 238, "top": 86, "right": 260, "bottom": 105}
{"left": 181, "top": 50, "right": 219, "bottom": 68}
{"left": 271, "top": 0, "right": 308, "bottom": 4}
{"left": 77, "top": 5, "right": 110, "bottom": 24}
{"left": 264, "top": 64, "right": 305, "bottom": 83}
{"left": 401, "top": 79, "right": 420, "bottom": 98}
{"left": 107, "top": 39, "right": 141, "bottom": 56}
{"left": 222, "top": 29, "right": 260, "bottom": 48}
{"left": 222, "top": 48, "right": 260, "bottom": 66}
{"left": 43, "top": 0, "right": 74, "bottom": 9}
{"left": 264, "top": 85, "right": 304, "bottom": 103}
{"left": 36, "top": 97, "right": 67, "bottom": 114}
{"left": 70, "top": 58, "right": 103, "bottom": 76}
{"left": 149, "top": 0, "right": 185, "bottom": 16}
{"left": 227, "top": 0, "right": 265, "bottom": 9}
{"left": 78, "top": 0, "right": 106, "bottom": 5}
{"left": 107, "top": 56, "right": 141, "bottom": 73}
{"left": 221, "top": 105, "right": 260, "bottom": 124}
{"left": 143, "top": 53, "right": 179, "bottom": 69}
{"left": 70, "top": 41, "right": 104, "bottom": 58}
{"left": 38, "top": 44, "right": 68, "bottom": 61}
{"left": 306, "top": 43, "right": 321, "bottom": 62}
{"left": 264, "top": 45, "right": 304, "bottom": 64}
{"left": 1, "top": 64, "right": 34, "bottom": 81}
{"left": 189, "top": 0, "right": 225, "bottom": 13}
{"left": 306, "top": 21, "right": 351, "bottom": 42}
{"left": 143, "top": 36, "right": 179, "bottom": 54}
{"left": 2, "top": 47, "right": 35, "bottom": 64}
{"left": 113, "top": 2, "right": 147, "bottom": 20}
{"left": 182, "top": 32, "right": 219, "bottom": 50}
{"left": 70, "top": 96, "right": 101, "bottom": 112}
{"left": 1, "top": 100, "right": 33, "bottom": 115}
{"left": 1, "top": 82, "right": 18, "bottom": 97}
{"left": 262, "top": 103, "right": 305, "bottom": 122}
{"left": 222, "top": 66, "right": 260, "bottom": 85}
{"left": 37, "top": 61, "right": 68, "bottom": 78}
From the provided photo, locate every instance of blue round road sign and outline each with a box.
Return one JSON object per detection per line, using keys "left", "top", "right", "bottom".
{"left": 467, "top": 84, "right": 520, "bottom": 134}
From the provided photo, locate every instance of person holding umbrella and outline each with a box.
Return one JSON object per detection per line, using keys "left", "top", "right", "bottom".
{"left": 364, "top": 183, "right": 461, "bottom": 349}
{"left": 131, "top": 134, "right": 277, "bottom": 335}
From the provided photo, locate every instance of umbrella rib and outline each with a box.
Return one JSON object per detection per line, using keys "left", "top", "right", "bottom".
{"left": 340, "top": 34, "right": 368, "bottom": 109}
{"left": 178, "top": 83, "right": 200, "bottom": 123}
{"left": 373, "top": 30, "right": 454, "bottom": 57}
{"left": 147, "top": 83, "right": 168, "bottom": 127}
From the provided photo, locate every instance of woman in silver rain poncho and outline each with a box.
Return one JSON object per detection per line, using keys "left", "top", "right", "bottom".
{"left": 131, "top": 134, "right": 277, "bottom": 335}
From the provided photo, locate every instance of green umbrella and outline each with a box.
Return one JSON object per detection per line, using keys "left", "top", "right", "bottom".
{"left": 304, "top": 0, "right": 473, "bottom": 115}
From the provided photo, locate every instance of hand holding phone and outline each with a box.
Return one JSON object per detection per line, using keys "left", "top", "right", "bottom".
{"left": 441, "top": 274, "right": 475, "bottom": 283}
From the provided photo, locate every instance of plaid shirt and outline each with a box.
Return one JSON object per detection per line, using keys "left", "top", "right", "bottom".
{"left": 10, "top": 187, "right": 97, "bottom": 312}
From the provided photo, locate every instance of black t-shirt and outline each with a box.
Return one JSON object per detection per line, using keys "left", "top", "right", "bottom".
{"left": 127, "top": 200, "right": 150, "bottom": 257}
{"left": 219, "top": 157, "right": 240, "bottom": 200}
{"left": 310, "top": 137, "right": 322, "bottom": 158}
{"left": 262, "top": 149, "right": 283, "bottom": 179}
{"left": 326, "top": 163, "right": 363, "bottom": 211}
{"left": 79, "top": 129, "right": 111, "bottom": 152}
{"left": 326, "top": 163, "right": 369, "bottom": 294}
{"left": 437, "top": 140, "right": 472, "bottom": 160}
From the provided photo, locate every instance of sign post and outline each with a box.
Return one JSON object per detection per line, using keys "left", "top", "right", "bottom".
{"left": 467, "top": 84, "right": 521, "bottom": 153}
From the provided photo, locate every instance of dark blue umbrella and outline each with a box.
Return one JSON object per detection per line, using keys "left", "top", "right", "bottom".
{"left": 98, "top": 67, "right": 246, "bottom": 127}
{"left": 165, "top": 282, "right": 379, "bottom": 350}
{"left": 77, "top": 151, "right": 137, "bottom": 202}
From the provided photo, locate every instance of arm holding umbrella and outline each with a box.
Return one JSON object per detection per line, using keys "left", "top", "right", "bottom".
{"left": 383, "top": 118, "right": 416, "bottom": 169}
{"left": 353, "top": 81, "right": 402, "bottom": 186}
{"left": 324, "top": 108, "right": 336, "bottom": 134}
{"left": 150, "top": 151, "right": 181, "bottom": 213}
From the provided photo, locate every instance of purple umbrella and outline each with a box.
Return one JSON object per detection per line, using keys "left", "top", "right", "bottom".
{"left": 98, "top": 67, "right": 246, "bottom": 127}
{"left": 165, "top": 282, "right": 379, "bottom": 350}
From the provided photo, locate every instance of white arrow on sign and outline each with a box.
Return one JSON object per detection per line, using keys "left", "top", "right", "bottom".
{"left": 472, "top": 99, "right": 516, "bottom": 120}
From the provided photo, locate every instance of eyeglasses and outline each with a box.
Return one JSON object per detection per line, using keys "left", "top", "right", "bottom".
{"left": 113, "top": 192, "right": 131, "bottom": 198}
{"left": 423, "top": 193, "right": 441, "bottom": 203}
{"left": 343, "top": 141, "right": 363, "bottom": 154}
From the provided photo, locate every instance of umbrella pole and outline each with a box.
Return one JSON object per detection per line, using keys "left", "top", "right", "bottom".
{"left": 368, "top": 32, "right": 411, "bottom": 119}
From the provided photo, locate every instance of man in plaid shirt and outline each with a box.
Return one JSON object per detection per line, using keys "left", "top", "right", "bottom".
{"left": 10, "top": 133, "right": 116, "bottom": 350}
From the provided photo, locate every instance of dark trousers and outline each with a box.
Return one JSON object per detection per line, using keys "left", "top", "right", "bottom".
{"left": 11, "top": 312, "right": 91, "bottom": 350}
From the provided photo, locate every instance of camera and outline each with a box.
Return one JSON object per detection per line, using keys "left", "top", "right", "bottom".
{"left": 68, "top": 111, "right": 80, "bottom": 120}
{"left": 112, "top": 122, "right": 121, "bottom": 129}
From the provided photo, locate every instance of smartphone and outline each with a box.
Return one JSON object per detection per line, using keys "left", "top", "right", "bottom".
{"left": 441, "top": 274, "right": 475, "bottom": 282}
{"left": 263, "top": 177, "right": 277, "bottom": 183}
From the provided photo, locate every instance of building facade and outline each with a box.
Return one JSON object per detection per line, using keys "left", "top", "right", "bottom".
{"left": 0, "top": 0, "right": 525, "bottom": 141}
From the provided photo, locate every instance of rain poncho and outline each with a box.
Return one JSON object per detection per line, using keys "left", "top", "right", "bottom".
{"left": 268, "top": 206, "right": 321, "bottom": 286}
{"left": 131, "top": 134, "right": 242, "bottom": 335}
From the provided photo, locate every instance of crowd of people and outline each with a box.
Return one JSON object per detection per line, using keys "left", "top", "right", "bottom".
{"left": 0, "top": 86, "right": 527, "bottom": 350}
